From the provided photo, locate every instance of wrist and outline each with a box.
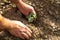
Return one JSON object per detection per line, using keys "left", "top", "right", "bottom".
{"left": 0, "top": 15, "right": 10, "bottom": 29}
{"left": 1, "top": 19, "right": 17, "bottom": 30}
{"left": 11, "top": 0, "right": 23, "bottom": 4}
{"left": 0, "top": 15, "right": 8, "bottom": 29}
{"left": 11, "top": 0, "right": 24, "bottom": 8}
{"left": 0, "top": 15, "right": 14, "bottom": 30}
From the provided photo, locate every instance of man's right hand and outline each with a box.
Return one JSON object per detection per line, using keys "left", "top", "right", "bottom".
{"left": 0, "top": 17, "right": 32, "bottom": 39}
{"left": 0, "top": 15, "right": 32, "bottom": 39}
{"left": 7, "top": 20, "right": 32, "bottom": 39}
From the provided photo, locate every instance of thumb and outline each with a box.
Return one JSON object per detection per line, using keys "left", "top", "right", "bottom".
{"left": 32, "top": 9, "right": 36, "bottom": 16}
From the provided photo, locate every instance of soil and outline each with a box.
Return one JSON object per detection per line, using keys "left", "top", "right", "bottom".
{"left": 0, "top": 0, "right": 60, "bottom": 40}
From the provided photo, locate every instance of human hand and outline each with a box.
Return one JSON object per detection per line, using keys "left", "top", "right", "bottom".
{"left": 18, "top": 1, "right": 36, "bottom": 16}
{"left": 8, "top": 20, "right": 32, "bottom": 39}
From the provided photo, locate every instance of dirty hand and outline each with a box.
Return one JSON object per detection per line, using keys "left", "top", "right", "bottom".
{"left": 8, "top": 20, "right": 32, "bottom": 39}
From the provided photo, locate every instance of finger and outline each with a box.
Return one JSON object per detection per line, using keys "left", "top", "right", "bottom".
{"left": 25, "top": 26, "right": 32, "bottom": 33}
{"left": 22, "top": 32, "right": 29, "bottom": 39}
{"left": 17, "top": 32, "right": 25, "bottom": 39}
{"left": 24, "top": 30, "right": 32, "bottom": 37}
{"left": 32, "top": 9, "right": 36, "bottom": 16}
{"left": 21, "top": 24, "right": 32, "bottom": 33}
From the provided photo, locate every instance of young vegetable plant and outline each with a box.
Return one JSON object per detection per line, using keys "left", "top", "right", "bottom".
{"left": 26, "top": 12, "right": 37, "bottom": 22}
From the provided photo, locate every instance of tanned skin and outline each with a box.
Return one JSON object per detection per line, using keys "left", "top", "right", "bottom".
{"left": 0, "top": 0, "right": 36, "bottom": 39}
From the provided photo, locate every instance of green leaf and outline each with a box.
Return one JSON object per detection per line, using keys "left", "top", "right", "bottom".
{"left": 28, "top": 17, "right": 34, "bottom": 22}
{"left": 26, "top": 12, "right": 37, "bottom": 22}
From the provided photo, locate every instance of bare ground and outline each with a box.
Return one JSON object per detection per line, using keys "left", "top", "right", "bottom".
{"left": 0, "top": 0, "right": 60, "bottom": 40}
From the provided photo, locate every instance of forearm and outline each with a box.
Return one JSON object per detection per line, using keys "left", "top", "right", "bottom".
{"left": 0, "top": 14, "right": 11, "bottom": 29}
{"left": 11, "top": 0, "right": 25, "bottom": 10}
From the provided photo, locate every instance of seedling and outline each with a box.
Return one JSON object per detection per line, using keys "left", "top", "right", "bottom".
{"left": 26, "top": 12, "right": 37, "bottom": 22}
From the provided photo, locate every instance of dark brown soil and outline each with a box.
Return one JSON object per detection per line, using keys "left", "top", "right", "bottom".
{"left": 0, "top": 0, "right": 60, "bottom": 40}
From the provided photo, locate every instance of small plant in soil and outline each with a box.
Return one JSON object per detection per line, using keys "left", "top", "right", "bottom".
{"left": 26, "top": 12, "right": 37, "bottom": 22}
